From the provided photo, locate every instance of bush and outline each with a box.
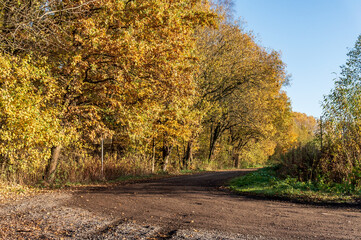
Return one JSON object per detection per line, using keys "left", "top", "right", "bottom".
{"left": 277, "top": 141, "right": 321, "bottom": 182}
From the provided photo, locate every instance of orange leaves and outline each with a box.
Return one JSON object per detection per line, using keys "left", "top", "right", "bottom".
{"left": 48, "top": 0, "right": 217, "bottom": 155}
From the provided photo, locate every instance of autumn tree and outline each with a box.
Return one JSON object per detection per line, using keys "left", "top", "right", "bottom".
{"left": 0, "top": 54, "right": 64, "bottom": 182}
{"left": 292, "top": 112, "right": 317, "bottom": 145}
{"left": 0, "top": 0, "right": 217, "bottom": 181}
{"left": 193, "top": 18, "right": 293, "bottom": 167}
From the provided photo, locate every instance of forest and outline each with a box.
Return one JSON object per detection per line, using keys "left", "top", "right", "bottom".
{"left": 0, "top": 0, "right": 359, "bottom": 192}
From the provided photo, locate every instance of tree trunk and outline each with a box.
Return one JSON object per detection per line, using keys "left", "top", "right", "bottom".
{"left": 44, "top": 145, "right": 62, "bottom": 183}
{"left": 177, "top": 146, "right": 182, "bottom": 169}
{"left": 151, "top": 138, "right": 155, "bottom": 173}
{"left": 162, "top": 145, "right": 172, "bottom": 172}
{"left": 183, "top": 141, "right": 193, "bottom": 169}
{"left": 208, "top": 124, "right": 222, "bottom": 161}
{"left": 233, "top": 152, "right": 239, "bottom": 168}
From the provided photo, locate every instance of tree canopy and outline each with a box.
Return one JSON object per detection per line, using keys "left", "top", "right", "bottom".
{"left": 0, "top": 0, "right": 296, "bottom": 184}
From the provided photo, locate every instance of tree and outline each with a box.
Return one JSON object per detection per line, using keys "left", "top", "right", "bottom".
{"left": 0, "top": 0, "right": 98, "bottom": 55}
{"left": 0, "top": 0, "right": 217, "bottom": 180}
{"left": 194, "top": 19, "right": 293, "bottom": 165}
{"left": 292, "top": 112, "right": 317, "bottom": 145}
{"left": 0, "top": 54, "right": 65, "bottom": 182}
{"left": 322, "top": 34, "right": 361, "bottom": 183}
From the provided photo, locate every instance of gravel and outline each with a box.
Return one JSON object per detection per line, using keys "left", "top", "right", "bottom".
{"left": 0, "top": 191, "right": 271, "bottom": 239}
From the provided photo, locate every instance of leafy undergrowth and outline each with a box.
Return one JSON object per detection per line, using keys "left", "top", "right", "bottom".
{"left": 229, "top": 167, "right": 361, "bottom": 204}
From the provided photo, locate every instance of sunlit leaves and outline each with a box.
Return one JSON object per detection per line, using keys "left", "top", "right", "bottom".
{"left": 0, "top": 54, "right": 66, "bottom": 177}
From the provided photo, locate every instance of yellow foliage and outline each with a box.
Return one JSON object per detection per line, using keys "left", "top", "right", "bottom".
{"left": 0, "top": 55, "right": 68, "bottom": 182}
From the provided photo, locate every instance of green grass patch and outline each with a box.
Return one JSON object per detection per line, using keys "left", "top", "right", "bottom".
{"left": 229, "top": 167, "right": 361, "bottom": 204}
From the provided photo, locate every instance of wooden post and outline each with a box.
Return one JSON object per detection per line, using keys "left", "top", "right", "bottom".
{"left": 151, "top": 137, "right": 155, "bottom": 173}
{"left": 101, "top": 137, "right": 104, "bottom": 177}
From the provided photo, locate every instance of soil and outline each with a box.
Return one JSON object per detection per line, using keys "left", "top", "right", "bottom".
{"left": 1, "top": 169, "right": 361, "bottom": 239}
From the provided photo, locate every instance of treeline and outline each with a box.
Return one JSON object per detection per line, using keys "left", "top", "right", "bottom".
{"left": 0, "top": 0, "right": 293, "bottom": 184}
{"left": 279, "top": 35, "right": 361, "bottom": 189}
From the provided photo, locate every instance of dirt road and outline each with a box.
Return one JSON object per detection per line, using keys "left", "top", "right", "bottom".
{"left": 1, "top": 170, "right": 361, "bottom": 239}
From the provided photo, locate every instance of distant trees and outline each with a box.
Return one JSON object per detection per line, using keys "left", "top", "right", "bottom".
{"left": 292, "top": 112, "right": 317, "bottom": 145}
{"left": 277, "top": 34, "right": 361, "bottom": 186}
{"left": 273, "top": 112, "right": 319, "bottom": 181}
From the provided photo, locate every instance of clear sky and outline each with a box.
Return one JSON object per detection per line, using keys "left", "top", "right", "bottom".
{"left": 233, "top": 0, "right": 361, "bottom": 117}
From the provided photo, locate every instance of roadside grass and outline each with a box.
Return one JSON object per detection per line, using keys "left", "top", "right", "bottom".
{"left": 229, "top": 167, "right": 361, "bottom": 204}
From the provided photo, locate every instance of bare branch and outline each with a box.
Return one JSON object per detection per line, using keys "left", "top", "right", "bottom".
{"left": 37, "top": 0, "right": 98, "bottom": 20}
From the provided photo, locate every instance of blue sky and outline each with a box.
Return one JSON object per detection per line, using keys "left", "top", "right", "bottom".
{"left": 233, "top": 0, "right": 361, "bottom": 117}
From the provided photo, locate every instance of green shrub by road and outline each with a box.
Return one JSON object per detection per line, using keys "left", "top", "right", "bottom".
{"left": 229, "top": 167, "right": 361, "bottom": 204}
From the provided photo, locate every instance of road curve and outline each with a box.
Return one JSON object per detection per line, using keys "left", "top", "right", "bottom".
{"left": 68, "top": 170, "right": 361, "bottom": 239}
